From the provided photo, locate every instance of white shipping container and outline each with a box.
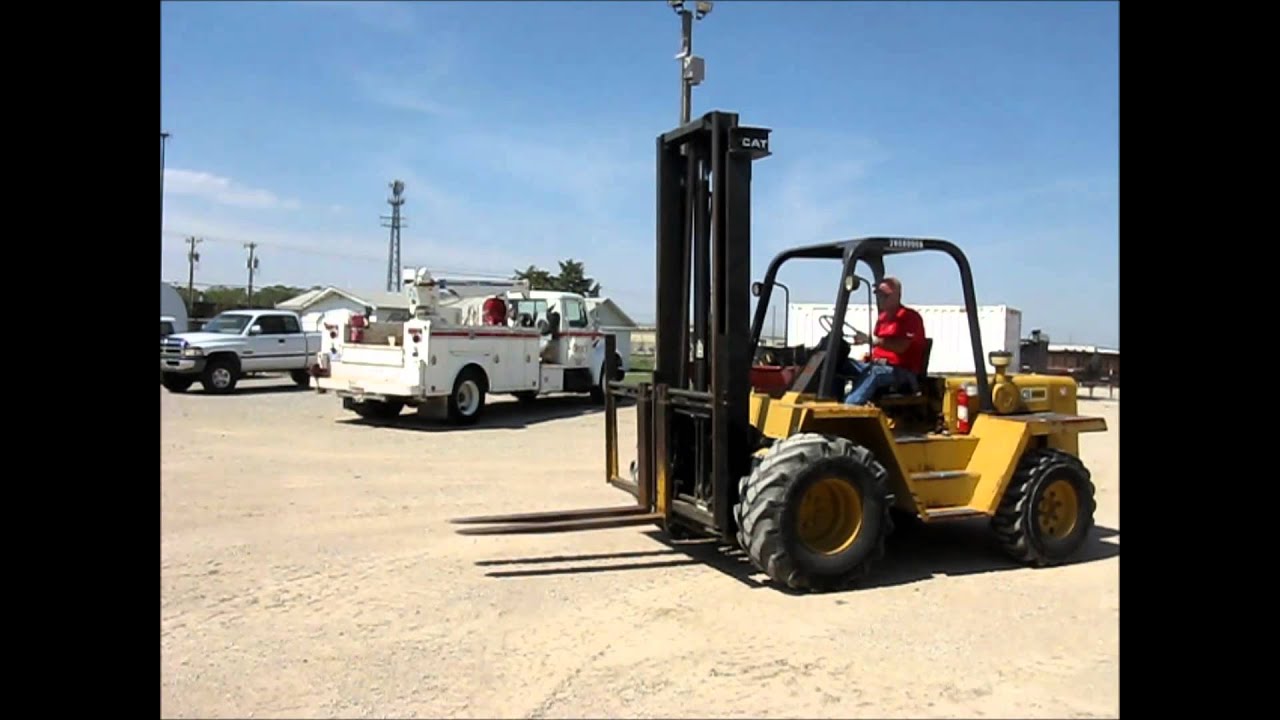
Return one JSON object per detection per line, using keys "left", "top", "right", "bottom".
{"left": 784, "top": 302, "right": 1021, "bottom": 375}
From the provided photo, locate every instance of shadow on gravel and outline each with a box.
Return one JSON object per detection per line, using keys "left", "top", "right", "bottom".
{"left": 160, "top": 376, "right": 312, "bottom": 397}
{"left": 336, "top": 395, "right": 636, "bottom": 432}
{"left": 472, "top": 522, "right": 1120, "bottom": 594}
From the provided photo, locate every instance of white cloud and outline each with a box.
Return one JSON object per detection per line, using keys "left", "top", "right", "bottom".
{"left": 164, "top": 169, "right": 301, "bottom": 211}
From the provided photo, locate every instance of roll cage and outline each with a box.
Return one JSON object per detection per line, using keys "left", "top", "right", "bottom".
{"left": 747, "top": 236, "right": 994, "bottom": 412}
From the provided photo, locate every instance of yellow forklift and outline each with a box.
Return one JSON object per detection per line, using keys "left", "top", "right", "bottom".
{"left": 454, "top": 110, "right": 1107, "bottom": 593}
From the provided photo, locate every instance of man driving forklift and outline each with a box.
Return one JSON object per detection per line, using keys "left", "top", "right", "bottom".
{"left": 838, "top": 275, "right": 927, "bottom": 405}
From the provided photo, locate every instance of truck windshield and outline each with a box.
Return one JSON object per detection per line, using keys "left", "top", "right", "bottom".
{"left": 203, "top": 314, "right": 253, "bottom": 334}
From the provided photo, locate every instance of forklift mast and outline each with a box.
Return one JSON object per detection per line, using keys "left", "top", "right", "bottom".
{"left": 451, "top": 110, "right": 771, "bottom": 539}
{"left": 654, "top": 110, "right": 772, "bottom": 537}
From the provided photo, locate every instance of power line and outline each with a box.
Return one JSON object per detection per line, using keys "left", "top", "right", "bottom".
{"left": 161, "top": 228, "right": 518, "bottom": 280}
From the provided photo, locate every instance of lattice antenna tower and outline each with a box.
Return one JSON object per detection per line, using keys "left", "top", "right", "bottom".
{"left": 380, "top": 180, "right": 407, "bottom": 291}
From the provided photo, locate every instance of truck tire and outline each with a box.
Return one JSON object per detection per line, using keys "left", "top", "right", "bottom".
{"left": 351, "top": 400, "right": 404, "bottom": 420}
{"left": 448, "top": 366, "right": 487, "bottom": 425}
{"left": 290, "top": 369, "right": 311, "bottom": 388}
{"left": 161, "top": 374, "right": 195, "bottom": 393}
{"left": 200, "top": 357, "right": 239, "bottom": 394}
{"left": 734, "top": 432, "right": 892, "bottom": 593}
{"left": 589, "top": 353, "right": 624, "bottom": 404}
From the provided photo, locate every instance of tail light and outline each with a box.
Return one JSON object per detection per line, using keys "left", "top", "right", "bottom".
{"left": 324, "top": 323, "right": 338, "bottom": 340}
{"left": 348, "top": 314, "right": 366, "bottom": 343}
{"left": 408, "top": 328, "right": 422, "bottom": 343}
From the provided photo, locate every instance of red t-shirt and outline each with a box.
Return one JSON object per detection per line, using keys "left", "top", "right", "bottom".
{"left": 872, "top": 306, "right": 926, "bottom": 375}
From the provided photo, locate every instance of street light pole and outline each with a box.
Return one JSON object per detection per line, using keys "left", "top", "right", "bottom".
{"left": 670, "top": 1, "right": 711, "bottom": 125}
{"left": 161, "top": 131, "right": 170, "bottom": 266}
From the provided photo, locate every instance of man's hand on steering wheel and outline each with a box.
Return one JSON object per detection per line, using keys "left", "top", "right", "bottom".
{"left": 818, "top": 314, "right": 866, "bottom": 344}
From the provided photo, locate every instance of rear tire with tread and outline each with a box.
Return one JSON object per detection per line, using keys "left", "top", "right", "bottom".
{"left": 448, "top": 366, "right": 487, "bottom": 425}
{"left": 734, "top": 432, "right": 893, "bottom": 593}
{"left": 992, "top": 447, "right": 1096, "bottom": 566}
{"left": 351, "top": 400, "right": 404, "bottom": 419}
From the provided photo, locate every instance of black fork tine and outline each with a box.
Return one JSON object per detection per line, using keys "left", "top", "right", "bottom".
{"left": 451, "top": 504, "right": 649, "bottom": 525}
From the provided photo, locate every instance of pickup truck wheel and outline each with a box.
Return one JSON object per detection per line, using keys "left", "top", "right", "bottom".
{"left": 290, "top": 369, "right": 311, "bottom": 388}
{"left": 161, "top": 374, "right": 195, "bottom": 393}
{"left": 448, "top": 367, "right": 486, "bottom": 425}
{"left": 201, "top": 358, "right": 239, "bottom": 394}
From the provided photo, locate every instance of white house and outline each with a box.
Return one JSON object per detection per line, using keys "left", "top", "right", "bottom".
{"left": 585, "top": 297, "right": 638, "bottom": 359}
{"left": 276, "top": 287, "right": 412, "bottom": 332}
{"left": 583, "top": 297, "right": 636, "bottom": 329}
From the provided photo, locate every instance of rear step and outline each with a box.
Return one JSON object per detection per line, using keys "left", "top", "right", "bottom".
{"left": 909, "top": 470, "right": 971, "bottom": 482}
{"left": 922, "top": 507, "right": 986, "bottom": 521}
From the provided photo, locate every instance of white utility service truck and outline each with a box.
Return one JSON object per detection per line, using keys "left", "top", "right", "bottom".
{"left": 312, "top": 268, "right": 628, "bottom": 425}
{"left": 161, "top": 309, "right": 323, "bottom": 394}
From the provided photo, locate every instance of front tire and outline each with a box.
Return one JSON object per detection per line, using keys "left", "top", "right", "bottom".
{"left": 200, "top": 357, "right": 239, "bottom": 394}
{"left": 734, "top": 432, "right": 893, "bottom": 593}
{"left": 590, "top": 353, "right": 625, "bottom": 404}
{"left": 992, "top": 448, "right": 1096, "bottom": 566}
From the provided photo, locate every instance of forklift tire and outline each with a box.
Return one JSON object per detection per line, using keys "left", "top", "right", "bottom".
{"left": 992, "top": 448, "right": 1095, "bottom": 566}
{"left": 447, "top": 366, "right": 487, "bottom": 425}
{"left": 735, "top": 432, "right": 892, "bottom": 593}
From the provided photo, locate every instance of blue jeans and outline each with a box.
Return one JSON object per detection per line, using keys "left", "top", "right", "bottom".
{"left": 843, "top": 361, "right": 917, "bottom": 405}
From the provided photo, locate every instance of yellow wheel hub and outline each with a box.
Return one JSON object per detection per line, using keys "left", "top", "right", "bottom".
{"left": 1037, "top": 478, "right": 1079, "bottom": 539}
{"left": 797, "top": 477, "right": 863, "bottom": 554}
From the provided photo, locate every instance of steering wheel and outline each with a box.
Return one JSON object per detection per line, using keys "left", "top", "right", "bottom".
{"left": 818, "top": 314, "right": 867, "bottom": 345}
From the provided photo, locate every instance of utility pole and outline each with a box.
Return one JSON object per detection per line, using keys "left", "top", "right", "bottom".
{"left": 669, "top": 0, "right": 711, "bottom": 124}
{"left": 186, "top": 236, "right": 202, "bottom": 313}
{"left": 245, "top": 242, "right": 259, "bottom": 305}
{"left": 380, "top": 180, "right": 407, "bottom": 292}
{"left": 161, "top": 131, "right": 170, "bottom": 267}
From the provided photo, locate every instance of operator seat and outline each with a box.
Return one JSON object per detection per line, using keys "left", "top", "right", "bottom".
{"left": 876, "top": 338, "right": 933, "bottom": 406}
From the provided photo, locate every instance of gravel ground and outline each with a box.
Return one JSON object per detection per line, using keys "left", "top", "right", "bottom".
{"left": 161, "top": 377, "right": 1119, "bottom": 718}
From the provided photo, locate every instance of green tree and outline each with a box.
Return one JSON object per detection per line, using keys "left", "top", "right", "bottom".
{"left": 513, "top": 265, "right": 557, "bottom": 290}
{"left": 553, "top": 259, "right": 602, "bottom": 297}
{"left": 169, "top": 283, "right": 311, "bottom": 316}
{"left": 513, "top": 259, "right": 601, "bottom": 297}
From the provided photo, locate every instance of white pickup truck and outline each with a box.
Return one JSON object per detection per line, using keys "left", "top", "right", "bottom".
{"left": 160, "top": 309, "right": 323, "bottom": 394}
{"left": 312, "top": 268, "right": 628, "bottom": 424}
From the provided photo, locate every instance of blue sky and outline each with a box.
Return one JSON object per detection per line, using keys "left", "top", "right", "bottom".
{"left": 161, "top": 0, "right": 1118, "bottom": 347}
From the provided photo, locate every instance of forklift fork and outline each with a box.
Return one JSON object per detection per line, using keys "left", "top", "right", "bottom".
{"left": 451, "top": 335, "right": 670, "bottom": 535}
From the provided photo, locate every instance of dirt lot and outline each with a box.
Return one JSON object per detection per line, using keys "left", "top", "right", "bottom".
{"left": 161, "top": 377, "right": 1119, "bottom": 719}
